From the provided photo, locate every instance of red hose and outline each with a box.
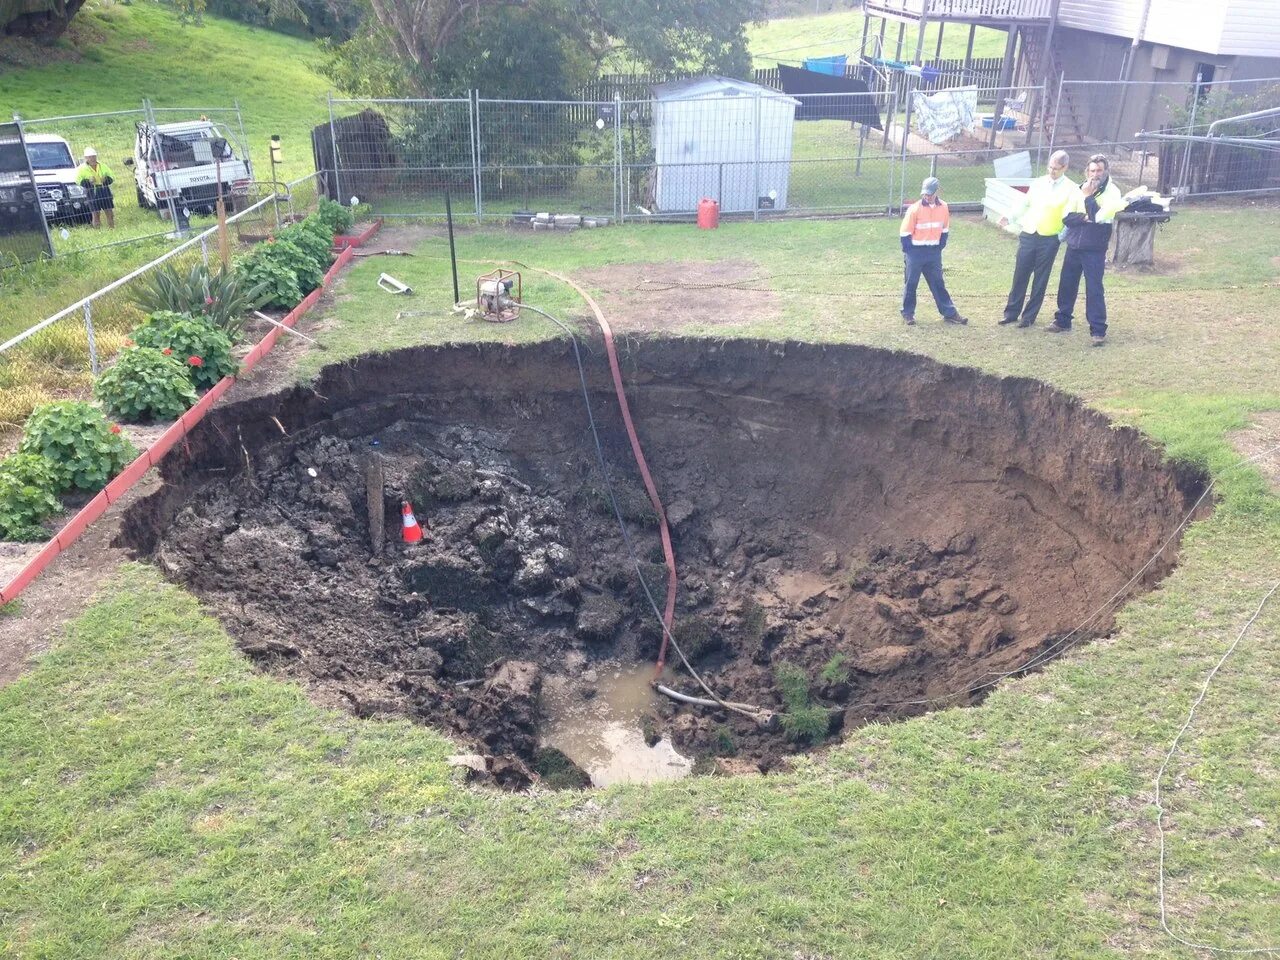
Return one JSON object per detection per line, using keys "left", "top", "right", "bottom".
{"left": 536, "top": 269, "right": 679, "bottom": 673}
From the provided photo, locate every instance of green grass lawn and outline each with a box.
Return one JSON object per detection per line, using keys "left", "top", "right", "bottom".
{"left": 3, "top": 205, "right": 1278, "bottom": 957}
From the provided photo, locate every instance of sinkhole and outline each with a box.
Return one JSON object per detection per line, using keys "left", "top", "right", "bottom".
{"left": 122, "top": 339, "right": 1210, "bottom": 789}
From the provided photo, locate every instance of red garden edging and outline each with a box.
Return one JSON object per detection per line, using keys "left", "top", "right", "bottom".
{"left": 0, "top": 220, "right": 382, "bottom": 606}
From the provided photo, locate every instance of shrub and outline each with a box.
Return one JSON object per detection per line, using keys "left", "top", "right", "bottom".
{"left": 0, "top": 454, "right": 62, "bottom": 541}
{"left": 819, "top": 652, "right": 851, "bottom": 685}
{"left": 774, "top": 662, "right": 832, "bottom": 744}
{"left": 236, "top": 242, "right": 304, "bottom": 309}
{"left": 133, "top": 314, "right": 237, "bottom": 390}
{"left": 135, "top": 263, "right": 267, "bottom": 340}
{"left": 315, "top": 196, "right": 355, "bottom": 235}
{"left": 95, "top": 347, "right": 199, "bottom": 422}
{"left": 18, "top": 400, "right": 136, "bottom": 494}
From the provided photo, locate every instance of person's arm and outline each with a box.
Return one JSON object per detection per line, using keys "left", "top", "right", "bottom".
{"left": 938, "top": 202, "right": 950, "bottom": 250}
{"left": 900, "top": 205, "right": 916, "bottom": 254}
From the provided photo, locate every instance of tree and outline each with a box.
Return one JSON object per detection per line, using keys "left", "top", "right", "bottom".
{"left": 324, "top": 0, "right": 765, "bottom": 98}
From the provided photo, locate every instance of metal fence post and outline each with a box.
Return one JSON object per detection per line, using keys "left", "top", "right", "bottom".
{"left": 12, "top": 113, "right": 56, "bottom": 260}
{"left": 753, "top": 90, "right": 761, "bottom": 221}
{"left": 1177, "top": 76, "right": 1202, "bottom": 199}
{"left": 1048, "top": 71, "right": 1064, "bottom": 157}
{"left": 613, "top": 94, "right": 622, "bottom": 223}
{"left": 83, "top": 301, "right": 99, "bottom": 376}
{"left": 327, "top": 92, "right": 345, "bottom": 206}
{"left": 473, "top": 90, "right": 484, "bottom": 223}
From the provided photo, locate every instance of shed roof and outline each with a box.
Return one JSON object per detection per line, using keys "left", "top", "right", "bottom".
{"left": 652, "top": 76, "right": 799, "bottom": 104}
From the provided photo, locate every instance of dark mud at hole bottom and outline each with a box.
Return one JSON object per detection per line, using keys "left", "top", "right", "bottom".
{"left": 123, "top": 339, "right": 1210, "bottom": 789}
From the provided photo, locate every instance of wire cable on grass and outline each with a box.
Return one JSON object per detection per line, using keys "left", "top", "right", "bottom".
{"left": 1154, "top": 579, "right": 1280, "bottom": 956}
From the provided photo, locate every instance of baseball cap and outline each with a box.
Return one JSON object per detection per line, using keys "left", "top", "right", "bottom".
{"left": 921, "top": 176, "right": 940, "bottom": 196}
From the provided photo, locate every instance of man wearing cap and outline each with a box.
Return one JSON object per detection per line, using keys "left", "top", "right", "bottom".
{"left": 899, "top": 176, "right": 967, "bottom": 327}
{"left": 74, "top": 147, "right": 115, "bottom": 229}
{"left": 998, "top": 149, "right": 1074, "bottom": 328}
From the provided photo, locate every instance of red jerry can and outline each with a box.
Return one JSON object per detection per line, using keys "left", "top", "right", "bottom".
{"left": 696, "top": 198, "right": 720, "bottom": 230}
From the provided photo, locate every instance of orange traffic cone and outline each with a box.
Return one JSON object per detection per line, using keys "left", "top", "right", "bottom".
{"left": 401, "top": 501, "right": 424, "bottom": 543}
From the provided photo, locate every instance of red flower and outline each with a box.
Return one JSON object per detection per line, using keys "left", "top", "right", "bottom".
{"left": 124, "top": 338, "right": 134, "bottom": 347}
{"left": 110, "top": 424, "right": 121, "bottom": 435}
{"left": 162, "top": 347, "right": 173, "bottom": 356}
{"left": 204, "top": 296, "right": 215, "bottom": 305}
{"left": 188, "top": 355, "right": 204, "bottom": 367}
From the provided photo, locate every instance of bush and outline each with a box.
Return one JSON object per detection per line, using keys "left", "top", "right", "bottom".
{"left": 0, "top": 454, "right": 62, "bottom": 541}
{"left": 95, "top": 348, "right": 199, "bottom": 422}
{"left": 133, "top": 314, "right": 238, "bottom": 391}
{"left": 315, "top": 197, "right": 355, "bottom": 235}
{"left": 19, "top": 401, "right": 137, "bottom": 494}
{"left": 135, "top": 263, "right": 267, "bottom": 340}
{"left": 774, "top": 662, "right": 832, "bottom": 744}
{"left": 236, "top": 242, "right": 305, "bottom": 309}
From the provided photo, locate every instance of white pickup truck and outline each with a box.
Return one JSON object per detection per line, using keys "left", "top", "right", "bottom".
{"left": 24, "top": 134, "right": 93, "bottom": 225}
{"left": 131, "top": 119, "right": 253, "bottom": 216}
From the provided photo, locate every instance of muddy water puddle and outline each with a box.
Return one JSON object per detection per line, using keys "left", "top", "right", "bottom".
{"left": 540, "top": 664, "right": 692, "bottom": 786}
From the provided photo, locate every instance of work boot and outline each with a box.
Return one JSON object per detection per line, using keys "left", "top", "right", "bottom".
{"left": 903, "top": 314, "right": 916, "bottom": 326}
{"left": 998, "top": 315, "right": 1020, "bottom": 325}
{"left": 1015, "top": 318, "right": 1036, "bottom": 328}
{"left": 1090, "top": 334, "right": 1106, "bottom": 347}
{"left": 944, "top": 314, "right": 968, "bottom": 325}
{"left": 1045, "top": 322, "right": 1071, "bottom": 333}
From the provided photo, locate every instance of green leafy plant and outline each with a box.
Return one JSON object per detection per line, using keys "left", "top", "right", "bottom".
{"left": 18, "top": 401, "right": 137, "bottom": 494}
{"left": 0, "top": 454, "right": 62, "bottom": 541}
{"left": 315, "top": 196, "right": 355, "bottom": 235}
{"left": 819, "top": 652, "right": 851, "bottom": 685}
{"left": 280, "top": 218, "right": 334, "bottom": 269}
{"left": 94, "top": 348, "right": 199, "bottom": 422}
{"left": 133, "top": 315, "right": 237, "bottom": 390}
{"left": 774, "top": 662, "right": 832, "bottom": 744}
{"left": 236, "top": 244, "right": 305, "bottom": 310}
{"left": 135, "top": 263, "right": 267, "bottom": 340}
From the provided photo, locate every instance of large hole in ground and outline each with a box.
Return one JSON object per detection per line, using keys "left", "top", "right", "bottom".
{"left": 123, "top": 339, "right": 1209, "bottom": 789}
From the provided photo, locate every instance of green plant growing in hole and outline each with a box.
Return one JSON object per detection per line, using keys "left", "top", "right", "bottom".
{"left": 132, "top": 314, "right": 238, "bottom": 390}
{"left": 774, "top": 662, "right": 832, "bottom": 744}
{"left": 0, "top": 453, "right": 62, "bottom": 541}
{"left": 819, "top": 652, "right": 851, "bottom": 685}
{"left": 134, "top": 263, "right": 267, "bottom": 340}
{"left": 712, "top": 725, "right": 737, "bottom": 757}
{"left": 18, "top": 400, "right": 137, "bottom": 494}
{"left": 95, "top": 347, "right": 199, "bottom": 422}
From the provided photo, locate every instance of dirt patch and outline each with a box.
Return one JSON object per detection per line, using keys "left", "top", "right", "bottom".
{"left": 1229, "top": 412, "right": 1280, "bottom": 494}
{"left": 575, "top": 261, "right": 778, "bottom": 332}
{"left": 121, "top": 338, "right": 1209, "bottom": 786}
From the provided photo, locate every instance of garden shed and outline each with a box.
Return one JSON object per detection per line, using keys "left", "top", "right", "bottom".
{"left": 651, "top": 77, "right": 799, "bottom": 215}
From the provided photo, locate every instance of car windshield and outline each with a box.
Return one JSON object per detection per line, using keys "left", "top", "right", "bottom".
{"left": 26, "top": 141, "right": 75, "bottom": 171}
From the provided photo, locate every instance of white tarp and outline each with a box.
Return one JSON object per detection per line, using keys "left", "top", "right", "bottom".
{"left": 912, "top": 86, "right": 979, "bottom": 145}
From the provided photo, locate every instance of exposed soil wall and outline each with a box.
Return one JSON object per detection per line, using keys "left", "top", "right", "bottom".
{"left": 121, "top": 338, "right": 1210, "bottom": 784}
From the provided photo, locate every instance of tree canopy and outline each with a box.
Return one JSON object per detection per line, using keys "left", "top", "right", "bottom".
{"left": 324, "top": 0, "right": 765, "bottom": 99}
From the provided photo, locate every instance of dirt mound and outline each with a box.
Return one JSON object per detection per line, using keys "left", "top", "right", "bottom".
{"left": 122, "top": 339, "right": 1210, "bottom": 785}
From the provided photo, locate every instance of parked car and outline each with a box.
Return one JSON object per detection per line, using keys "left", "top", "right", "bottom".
{"left": 131, "top": 119, "right": 253, "bottom": 216}
{"left": 22, "top": 134, "right": 93, "bottom": 225}
{"left": 0, "top": 135, "right": 52, "bottom": 263}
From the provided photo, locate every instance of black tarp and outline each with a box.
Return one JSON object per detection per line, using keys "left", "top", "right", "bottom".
{"left": 778, "top": 65, "right": 882, "bottom": 130}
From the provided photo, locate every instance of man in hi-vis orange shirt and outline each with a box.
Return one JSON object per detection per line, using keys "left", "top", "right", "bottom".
{"left": 899, "top": 176, "right": 967, "bottom": 327}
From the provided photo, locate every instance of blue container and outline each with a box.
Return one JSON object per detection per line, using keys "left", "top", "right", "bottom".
{"left": 981, "top": 115, "right": 1018, "bottom": 130}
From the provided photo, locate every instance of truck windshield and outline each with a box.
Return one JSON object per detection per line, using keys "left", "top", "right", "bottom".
{"left": 26, "top": 142, "right": 75, "bottom": 171}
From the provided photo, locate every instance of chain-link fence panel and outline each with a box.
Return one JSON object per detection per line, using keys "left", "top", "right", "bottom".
{"left": 0, "top": 120, "right": 54, "bottom": 268}
{"left": 0, "top": 183, "right": 318, "bottom": 435}
{"left": 325, "top": 98, "right": 476, "bottom": 218}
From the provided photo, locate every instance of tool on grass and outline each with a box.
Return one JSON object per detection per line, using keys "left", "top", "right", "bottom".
{"left": 378, "top": 273, "right": 414, "bottom": 295}
{"left": 253, "top": 311, "right": 328, "bottom": 349}
{"left": 476, "top": 269, "right": 522, "bottom": 322}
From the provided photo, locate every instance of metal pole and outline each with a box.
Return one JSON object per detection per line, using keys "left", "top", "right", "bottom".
{"left": 327, "top": 92, "right": 343, "bottom": 205}
{"left": 613, "top": 94, "right": 622, "bottom": 223}
{"left": 473, "top": 90, "right": 484, "bottom": 223}
{"left": 899, "top": 74, "right": 916, "bottom": 208}
{"left": 1178, "top": 76, "right": 1202, "bottom": 198}
{"left": 445, "top": 188, "right": 459, "bottom": 304}
{"left": 753, "top": 91, "right": 761, "bottom": 221}
{"left": 1049, "top": 71, "right": 1064, "bottom": 156}
{"left": 856, "top": 123, "right": 868, "bottom": 176}
{"left": 234, "top": 99, "right": 251, "bottom": 174}
{"left": 13, "top": 114, "right": 56, "bottom": 259}
{"left": 466, "top": 93, "right": 480, "bottom": 222}
{"left": 963, "top": 25, "right": 976, "bottom": 84}
{"left": 83, "top": 302, "right": 99, "bottom": 376}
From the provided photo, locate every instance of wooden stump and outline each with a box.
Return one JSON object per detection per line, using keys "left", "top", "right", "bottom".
{"left": 1112, "top": 213, "right": 1170, "bottom": 268}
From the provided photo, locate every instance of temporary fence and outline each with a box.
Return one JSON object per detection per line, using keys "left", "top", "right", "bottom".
{"left": 1047, "top": 75, "right": 1280, "bottom": 198}
{"left": 0, "top": 119, "right": 54, "bottom": 267}
{"left": 323, "top": 82, "right": 1049, "bottom": 224}
{"left": 0, "top": 172, "right": 322, "bottom": 431}
{"left": 10, "top": 100, "right": 258, "bottom": 259}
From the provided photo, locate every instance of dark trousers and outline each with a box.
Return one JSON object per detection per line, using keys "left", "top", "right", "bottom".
{"left": 902, "top": 251, "right": 957, "bottom": 319}
{"left": 1054, "top": 246, "right": 1107, "bottom": 335}
{"left": 1003, "top": 232, "right": 1060, "bottom": 323}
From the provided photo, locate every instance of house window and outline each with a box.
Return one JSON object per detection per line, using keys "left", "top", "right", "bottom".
{"left": 1193, "top": 62, "right": 1216, "bottom": 100}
